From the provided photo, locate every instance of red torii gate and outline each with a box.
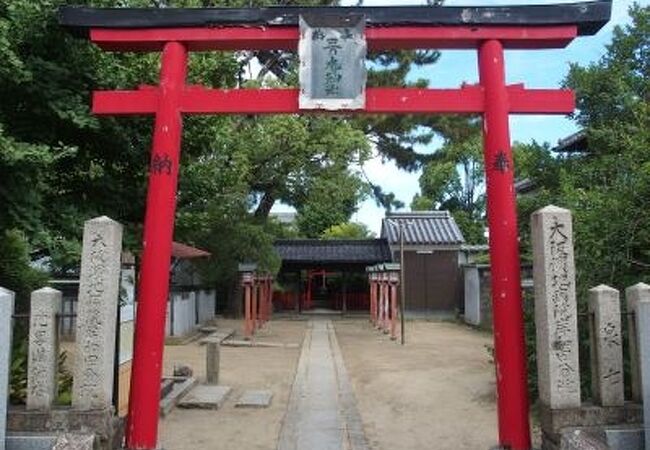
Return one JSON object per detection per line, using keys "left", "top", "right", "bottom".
{"left": 59, "top": 3, "right": 611, "bottom": 450}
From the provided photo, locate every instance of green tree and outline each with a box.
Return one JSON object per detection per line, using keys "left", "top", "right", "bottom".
{"left": 411, "top": 123, "right": 487, "bottom": 243}
{"left": 321, "top": 222, "right": 374, "bottom": 239}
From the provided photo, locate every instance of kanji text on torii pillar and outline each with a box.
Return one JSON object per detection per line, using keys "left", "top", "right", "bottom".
{"left": 58, "top": 2, "right": 612, "bottom": 450}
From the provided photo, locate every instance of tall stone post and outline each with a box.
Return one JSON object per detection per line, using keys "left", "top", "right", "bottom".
{"left": 72, "top": 216, "right": 123, "bottom": 410}
{"left": 27, "top": 287, "right": 62, "bottom": 411}
{"left": 531, "top": 206, "right": 580, "bottom": 409}
{"left": 206, "top": 342, "right": 220, "bottom": 385}
{"left": 626, "top": 282, "right": 650, "bottom": 402}
{"left": 588, "top": 285, "right": 624, "bottom": 406}
{"left": 634, "top": 296, "right": 650, "bottom": 450}
{"left": 0, "top": 288, "right": 15, "bottom": 450}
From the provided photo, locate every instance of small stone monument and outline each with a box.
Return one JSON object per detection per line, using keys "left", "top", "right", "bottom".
{"left": 626, "top": 283, "right": 650, "bottom": 403}
{"left": 27, "top": 287, "right": 62, "bottom": 411}
{"left": 0, "top": 287, "right": 15, "bottom": 450}
{"left": 531, "top": 205, "right": 580, "bottom": 409}
{"left": 588, "top": 285, "right": 624, "bottom": 406}
{"left": 72, "top": 216, "right": 123, "bottom": 410}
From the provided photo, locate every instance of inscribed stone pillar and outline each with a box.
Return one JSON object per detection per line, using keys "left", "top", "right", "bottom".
{"left": 72, "top": 216, "right": 123, "bottom": 410}
{"left": 27, "top": 287, "right": 62, "bottom": 410}
{"left": 626, "top": 282, "right": 650, "bottom": 402}
{"left": 0, "top": 288, "right": 15, "bottom": 450}
{"left": 531, "top": 205, "right": 580, "bottom": 409}
{"left": 588, "top": 285, "right": 624, "bottom": 406}
{"left": 634, "top": 297, "right": 650, "bottom": 450}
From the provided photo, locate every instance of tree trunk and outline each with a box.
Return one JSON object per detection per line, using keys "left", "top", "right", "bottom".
{"left": 255, "top": 191, "right": 276, "bottom": 218}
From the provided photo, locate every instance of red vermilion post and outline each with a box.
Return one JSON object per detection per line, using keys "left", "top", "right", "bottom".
{"left": 126, "top": 41, "right": 187, "bottom": 450}
{"left": 479, "top": 39, "right": 531, "bottom": 450}
{"left": 390, "top": 282, "right": 398, "bottom": 340}
{"left": 370, "top": 278, "right": 376, "bottom": 324}
{"left": 244, "top": 280, "right": 252, "bottom": 338}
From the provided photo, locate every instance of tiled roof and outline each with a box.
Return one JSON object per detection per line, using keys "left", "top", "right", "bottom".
{"left": 171, "top": 242, "right": 211, "bottom": 259}
{"left": 381, "top": 211, "right": 465, "bottom": 246}
{"left": 274, "top": 239, "right": 391, "bottom": 265}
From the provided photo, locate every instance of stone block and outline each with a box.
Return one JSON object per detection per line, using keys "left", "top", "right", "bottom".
{"left": 1, "top": 288, "right": 15, "bottom": 450}
{"left": 27, "top": 288, "right": 62, "bottom": 411}
{"left": 7, "top": 407, "right": 123, "bottom": 450}
{"left": 5, "top": 434, "right": 57, "bottom": 450}
{"left": 604, "top": 427, "right": 644, "bottom": 450}
{"left": 588, "top": 285, "right": 624, "bottom": 406}
{"left": 235, "top": 390, "right": 273, "bottom": 408}
{"left": 178, "top": 385, "right": 231, "bottom": 410}
{"left": 531, "top": 206, "right": 580, "bottom": 409}
{"left": 72, "top": 216, "right": 123, "bottom": 411}
{"left": 159, "top": 377, "right": 197, "bottom": 417}
{"left": 634, "top": 297, "right": 650, "bottom": 450}
{"left": 52, "top": 433, "right": 94, "bottom": 450}
{"left": 626, "top": 283, "right": 650, "bottom": 403}
{"left": 539, "top": 402, "right": 643, "bottom": 440}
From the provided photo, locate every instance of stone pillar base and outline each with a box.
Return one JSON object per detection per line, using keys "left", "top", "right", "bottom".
{"left": 539, "top": 402, "right": 643, "bottom": 449}
{"left": 7, "top": 407, "right": 124, "bottom": 450}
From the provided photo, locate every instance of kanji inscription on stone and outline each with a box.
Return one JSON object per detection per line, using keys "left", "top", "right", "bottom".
{"left": 299, "top": 14, "right": 367, "bottom": 110}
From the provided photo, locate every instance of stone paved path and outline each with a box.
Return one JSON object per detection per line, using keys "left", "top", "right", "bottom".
{"left": 277, "top": 319, "right": 368, "bottom": 450}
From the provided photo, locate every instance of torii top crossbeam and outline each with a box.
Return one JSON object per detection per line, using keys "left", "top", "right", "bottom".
{"left": 58, "top": 3, "right": 611, "bottom": 450}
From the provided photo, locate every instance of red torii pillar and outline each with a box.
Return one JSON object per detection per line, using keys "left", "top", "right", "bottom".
{"left": 388, "top": 269, "right": 400, "bottom": 341}
{"left": 368, "top": 269, "right": 377, "bottom": 325}
{"left": 70, "top": 16, "right": 601, "bottom": 450}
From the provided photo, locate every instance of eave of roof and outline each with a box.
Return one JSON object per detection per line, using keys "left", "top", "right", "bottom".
{"left": 59, "top": 2, "right": 611, "bottom": 36}
{"left": 274, "top": 239, "right": 391, "bottom": 265}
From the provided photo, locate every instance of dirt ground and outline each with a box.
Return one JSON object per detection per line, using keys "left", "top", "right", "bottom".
{"left": 156, "top": 317, "right": 538, "bottom": 450}
{"left": 159, "top": 318, "right": 307, "bottom": 450}
{"left": 334, "top": 319, "right": 499, "bottom": 450}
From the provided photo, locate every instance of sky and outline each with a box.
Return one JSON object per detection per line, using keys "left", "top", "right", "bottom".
{"left": 271, "top": 0, "right": 641, "bottom": 234}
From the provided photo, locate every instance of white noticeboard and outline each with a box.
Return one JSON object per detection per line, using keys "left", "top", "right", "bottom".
{"left": 299, "top": 14, "right": 367, "bottom": 111}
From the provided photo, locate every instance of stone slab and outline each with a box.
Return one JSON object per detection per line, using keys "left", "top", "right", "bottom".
{"left": 588, "top": 285, "right": 624, "bottom": 407}
{"left": 5, "top": 434, "right": 57, "bottom": 450}
{"left": 177, "top": 385, "right": 232, "bottom": 410}
{"left": 1, "top": 288, "right": 15, "bottom": 450}
{"left": 277, "top": 320, "right": 369, "bottom": 450}
{"left": 235, "top": 390, "right": 273, "bottom": 408}
{"left": 8, "top": 435, "right": 97, "bottom": 450}
{"left": 159, "top": 377, "right": 197, "bottom": 417}
{"left": 531, "top": 206, "right": 580, "bottom": 409}
{"left": 198, "top": 329, "right": 234, "bottom": 345}
{"left": 72, "top": 216, "right": 123, "bottom": 411}
{"left": 605, "top": 427, "right": 644, "bottom": 450}
{"left": 27, "top": 288, "right": 61, "bottom": 411}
